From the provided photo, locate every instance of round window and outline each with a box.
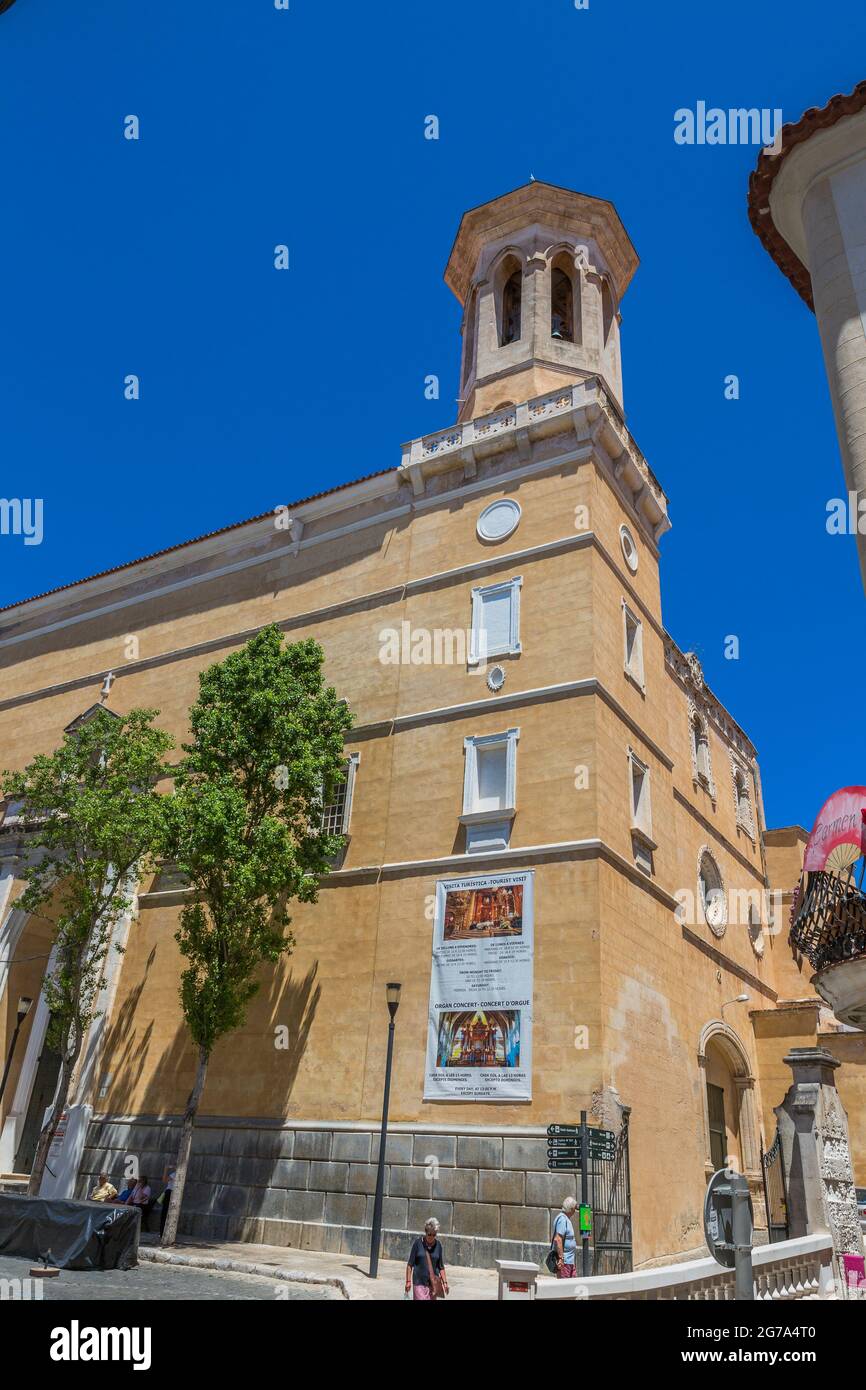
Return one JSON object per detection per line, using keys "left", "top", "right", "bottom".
{"left": 486, "top": 664, "right": 506, "bottom": 692}
{"left": 477, "top": 498, "right": 521, "bottom": 543}
{"left": 620, "top": 524, "right": 638, "bottom": 573}
{"left": 698, "top": 851, "right": 727, "bottom": 937}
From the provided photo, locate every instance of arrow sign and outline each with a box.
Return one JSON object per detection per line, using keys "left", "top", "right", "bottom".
{"left": 547, "top": 1158, "right": 582, "bottom": 1171}
{"left": 547, "top": 1124, "right": 581, "bottom": 1136}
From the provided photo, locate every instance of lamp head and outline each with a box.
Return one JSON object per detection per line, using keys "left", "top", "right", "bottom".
{"left": 16, "top": 996, "right": 33, "bottom": 1025}
{"left": 385, "top": 982, "right": 401, "bottom": 1018}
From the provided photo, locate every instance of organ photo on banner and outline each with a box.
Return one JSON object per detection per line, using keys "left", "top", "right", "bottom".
{"left": 424, "top": 870, "right": 534, "bottom": 1101}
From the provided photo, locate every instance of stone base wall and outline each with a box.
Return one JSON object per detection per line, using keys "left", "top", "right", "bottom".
{"left": 77, "top": 1116, "right": 576, "bottom": 1269}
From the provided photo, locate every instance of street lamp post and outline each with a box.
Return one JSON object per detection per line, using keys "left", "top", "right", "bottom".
{"left": 369, "top": 981, "right": 401, "bottom": 1279}
{"left": 721, "top": 993, "right": 750, "bottom": 1019}
{"left": 0, "top": 996, "right": 34, "bottom": 1107}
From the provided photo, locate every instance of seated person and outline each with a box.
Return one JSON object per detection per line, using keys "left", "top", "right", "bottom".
{"left": 124, "top": 1176, "right": 152, "bottom": 1208}
{"left": 89, "top": 1172, "right": 118, "bottom": 1202}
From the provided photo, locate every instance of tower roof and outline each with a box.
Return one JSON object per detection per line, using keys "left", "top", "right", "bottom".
{"left": 748, "top": 80, "right": 866, "bottom": 310}
{"left": 444, "top": 180, "right": 639, "bottom": 306}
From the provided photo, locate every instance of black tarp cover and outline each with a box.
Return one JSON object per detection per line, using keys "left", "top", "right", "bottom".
{"left": 0, "top": 1193, "right": 139, "bottom": 1270}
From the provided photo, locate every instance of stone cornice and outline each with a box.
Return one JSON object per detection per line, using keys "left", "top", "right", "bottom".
{"left": 400, "top": 376, "right": 669, "bottom": 547}
{"left": 664, "top": 635, "right": 757, "bottom": 762}
{"left": 0, "top": 530, "right": 658, "bottom": 716}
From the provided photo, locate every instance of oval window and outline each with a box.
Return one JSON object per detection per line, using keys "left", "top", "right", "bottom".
{"left": 698, "top": 851, "right": 727, "bottom": 938}
{"left": 620, "top": 524, "right": 639, "bottom": 573}
{"left": 477, "top": 498, "right": 521, "bottom": 543}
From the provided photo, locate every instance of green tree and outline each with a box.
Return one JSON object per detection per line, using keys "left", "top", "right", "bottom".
{"left": 2, "top": 707, "right": 174, "bottom": 1196}
{"left": 160, "top": 626, "right": 352, "bottom": 1246}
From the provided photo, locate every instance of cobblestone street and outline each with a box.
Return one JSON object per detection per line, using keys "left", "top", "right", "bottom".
{"left": 0, "top": 1255, "right": 343, "bottom": 1302}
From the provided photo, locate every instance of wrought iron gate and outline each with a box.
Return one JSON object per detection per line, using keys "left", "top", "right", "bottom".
{"left": 761, "top": 1129, "right": 789, "bottom": 1243}
{"left": 589, "top": 1107, "right": 633, "bottom": 1274}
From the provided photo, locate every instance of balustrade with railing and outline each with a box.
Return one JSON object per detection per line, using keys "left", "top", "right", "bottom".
{"left": 496, "top": 1233, "right": 836, "bottom": 1301}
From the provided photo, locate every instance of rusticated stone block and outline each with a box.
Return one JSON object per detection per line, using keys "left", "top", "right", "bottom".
{"left": 283, "top": 1188, "right": 325, "bottom": 1222}
{"left": 457, "top": 1136, "right": 503, "bottom": 1170}
{"left": 452, "top": 1201, "right": 500, "bottom": 1238}
{"left": 363, "top": 1195, "right": 408, "bottom": 1229}
{"left": 388, "top": 1164, "right": 436, "bottom": 1199}
{"left": 341, "top": 1225, "right": 372, "bottom": 1257}
{"left": 271, "top": 1158, "right": 310, "bottom": 1189}
{"left": 412, "top": 1134, "right": 457, "bottom": 1167}
{"left": 371, "top": 1133, "right": 414, "bottom": 1165}
{"left": 478, "top": 1169, "right": 526, "bottom": 1205}
{"left": 442, "top": 1234, "right": 475, "bottom": 1269}
{"left": 307, "top": 1161, "right": 348, "bottom": 1193}
{"left": 262, "top": 1218, "right": 299, "bottom": 1247}
{"left": 503, "top": 1137, "right": 548, "bottom": 1171}
{"left": 212, "top": 1183, "right": 250, "bottom": 1218}
{"left": 526, "top": 1171, "right": 578, "bottom": 1209}
{"left": 332, "top": 1131, "right": 373, "bottom": 1163}
{"left": 347, "top": 1163, "right": 387, "bottom": 1196}
{"left": 240, "top": 1217, "right": 265, "bottom": 1244}
{"left": 324, "top": 1192, "right": 367, "bottom": 1227}
{"left": 255, "top": 1129, "right": 293, "bottom": 1160}
{"left": 432, "top": 1167, "right": 478, "bottom": 1202}
{"left": 298, "top": 1222, "right": 342, "bottom": 1254}
{"left": 190, "top": 1127, "right": 224, "bottom": 1157}
{"left": 501, "top": 1205, "right": 550, "bottom": 1243}
{"left": 222, "top": 1128, "right": 255, "bottom": 1157}
{"left": 294, "top": 1130, "right": 333, "bottom": 1161}
{"left": 249, "top": 1186, "right": 288, "bottom": 1221}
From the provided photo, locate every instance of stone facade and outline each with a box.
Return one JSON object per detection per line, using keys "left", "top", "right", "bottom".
{"left": 75, "top": 1118, "right": 567, "bottom": 1268}
{"left": 2, "top": 180, "right": 865, "bottom": 1271}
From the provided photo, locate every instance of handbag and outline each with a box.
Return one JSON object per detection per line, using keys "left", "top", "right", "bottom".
{"left": 545, "top": 1215, "right": 567, "bottom": 1274}
{"left": 423, "top": 1239, "right": 446, "bottom": 1300}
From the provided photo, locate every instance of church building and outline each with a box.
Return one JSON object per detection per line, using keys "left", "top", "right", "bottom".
{"left": 1, "top": 181, "right": 864, "bottom": 1269}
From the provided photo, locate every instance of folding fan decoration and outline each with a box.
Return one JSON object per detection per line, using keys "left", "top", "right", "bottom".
{"left": 790, "top": 787, "right": 866, "bottom": 971}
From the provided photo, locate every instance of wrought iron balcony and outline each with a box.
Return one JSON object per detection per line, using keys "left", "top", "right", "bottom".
{"left": 789, "top": 867, "right": 866, "bottom": 971}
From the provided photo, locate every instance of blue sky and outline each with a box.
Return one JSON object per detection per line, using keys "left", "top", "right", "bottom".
{"left": 0, "top": 0, "right": 864, "bottom": 831}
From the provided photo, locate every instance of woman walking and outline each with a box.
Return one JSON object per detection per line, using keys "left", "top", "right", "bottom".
{"left": 405, "top": 1217, "right": 449, "bottom": 1300}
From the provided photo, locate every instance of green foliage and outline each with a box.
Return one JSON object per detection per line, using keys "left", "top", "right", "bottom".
{"left": 2, "top": 706, "right": 174, "bottom": 1059}
{"left": 163, "top": 625, "right": 352, "bottom": 1056}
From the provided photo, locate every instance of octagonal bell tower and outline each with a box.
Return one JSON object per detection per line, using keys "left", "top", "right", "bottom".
{"left": 446, "top": 180, "right": 639, "bottom": 423}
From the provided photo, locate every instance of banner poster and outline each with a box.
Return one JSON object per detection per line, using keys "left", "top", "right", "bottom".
{"left": 423, "top": 870, "right": 534, "bottom": 1102}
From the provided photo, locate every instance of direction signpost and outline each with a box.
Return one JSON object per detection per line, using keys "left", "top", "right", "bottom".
{"left": 546, "top": 1124, "right": 616, "bottom": 1165}
{"left": 546, "top": 1116, "right": 617, "bottom": 1277}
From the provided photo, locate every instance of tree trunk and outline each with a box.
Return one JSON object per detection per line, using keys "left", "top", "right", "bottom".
{"left": 27, "top": 1053, "right": 74, "bottom": 1198}
{"left": 161, "top": 1045, "right": 209, "bottom": 1247}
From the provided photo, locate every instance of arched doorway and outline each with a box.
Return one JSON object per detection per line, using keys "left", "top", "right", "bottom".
{"left": 697, "top": 1022, "right": 760, "bottom": 1178}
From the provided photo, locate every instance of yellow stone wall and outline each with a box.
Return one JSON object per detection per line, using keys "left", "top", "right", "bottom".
{"left": 1, "top": 429, "right": 864, "bottom": 1262}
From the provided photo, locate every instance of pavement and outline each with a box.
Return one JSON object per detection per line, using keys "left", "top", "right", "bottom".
{"left": 138, "top": 1234, "right": 499, "bottom": 1301}
{"left": 0, "top": 1251, "right": 341, "bottom": 1301}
